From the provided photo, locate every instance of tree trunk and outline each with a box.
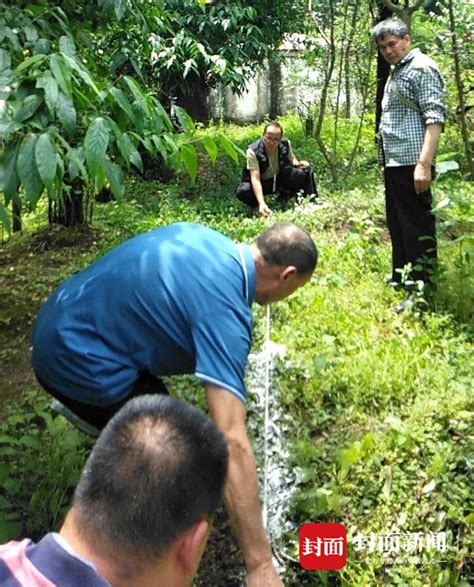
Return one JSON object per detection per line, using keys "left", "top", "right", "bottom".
{"left": 269, "top": 58, "right": 282, "bottom": 119}
{"left": 373, "top": 0, "right": 394, "bottom": 136}
{"left": 446, "top": 0, "right": 474, "bottom": 179}
{"left": 49, "top": 179, "right": 90, "bottom": 227}
{"left": 12, "top": 200, "right": 21, "bottom": 233}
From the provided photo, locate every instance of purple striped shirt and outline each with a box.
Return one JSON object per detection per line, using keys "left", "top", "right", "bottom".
{"left": 0, "top": 534, "right": 110, "bottom": 586}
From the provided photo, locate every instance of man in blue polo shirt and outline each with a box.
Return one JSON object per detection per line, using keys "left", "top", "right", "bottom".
{"left": 31, "top": 221, "right": 317, "bottom": 587}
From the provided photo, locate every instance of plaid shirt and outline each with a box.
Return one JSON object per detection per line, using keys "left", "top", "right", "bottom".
{"left": 379, "top": 48, "right": 445, "bottom": 167}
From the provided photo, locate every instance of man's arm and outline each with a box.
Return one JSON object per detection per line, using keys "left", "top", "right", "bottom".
{"left": 250, "top": 169, "right": 272, "bottom": 217}
{"left": 414, "top": 123, "right": 443, "bottom": 194}
{"left": 205, "top": 384, "right": 282, "bottom": 587}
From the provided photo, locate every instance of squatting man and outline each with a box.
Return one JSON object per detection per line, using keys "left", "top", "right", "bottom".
{"left": 31, "top": 221, "right": 318, "bottom": 587}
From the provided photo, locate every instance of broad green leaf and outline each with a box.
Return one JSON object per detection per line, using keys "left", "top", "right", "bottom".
{"left": 14, "top": 54, "right": 47, "bottom": 74}
{"left": 217, "top": 132, "right": 243, "bottom": 162}
{"left": 0, "top": 121, "right": 21, "bottom": 140}
{"left": 0, "top": 140, "right": 20, "bottom": 201}
{"left": 66, "top": 146, "right": 87, "bottom": 181}
{"left": 201, "top": 136, "right": 218, "bottom": 164}
{"left": 59, "top": 35, "right": 76, "bottom": 56}
{"left": 35, "top": 133, "right": 57, "bottom": 192}
{"left": 180, "top": 143, "right": 198, "bottom": 184}
{"left": 61, "top": 54, "right": 100, "bottom": 96}
{"left": 17, "top": 135, "right": 44, "bottom": 206}
{"left": 117, "top": 133, "right": 143, "bottom": 172}
{"left": 109, "top": 87, "right": 136, "bottom": 123}
{"left": 173, "top": 105, "right": 195, "bottom": 133}
{"left": 24, "top": 25, "right": 39, "bottom": 43}
{"left": 0, "top": 48, "right": 11, "bottom": 72}
{"left": 114, "top": 0, "right": 127, "bottom": 21}
{"left": 434, "top": 197, "right": 450, "bottom": 210}
{"left": 13, "top": 94, "right": 42, "bottom": 123}
{"left": 0, "top": 201, "right": 11, "bottom": 233}
{"left": 85, "top": 117, "right": 109, "bottom": 176}
{"left": 50, "top": 54, "right": 72, "bottom": 96}
{"left": 56, "top": 91, "right": 76, "bottom": 136}
{"left": 104, "top": 158, "right": 124, "bottom": 199}
{"left": 36, "top": 73, "right": 58, "bottom": 113}
{"left": 33, "top": 38, "right": 50, "bottom": 55}
{"left": 437, "top": 160, "right": 459, "bottom": 175}
{"left": 123, "top": 76, "right": 149, "bottom": 116}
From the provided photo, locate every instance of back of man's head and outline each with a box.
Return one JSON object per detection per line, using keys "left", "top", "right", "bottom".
{"left": 372, "top": 18, "right": 409, "bottom": 41}
{"left": 255, "top": 222, "right": 318, "bottom": 276}
{"left": 71, "top": 395, "right": 228, "bottom": 574}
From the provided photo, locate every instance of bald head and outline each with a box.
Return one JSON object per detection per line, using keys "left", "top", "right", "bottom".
{"left": 255, "top": 222, "right": 317, "bottom": 276}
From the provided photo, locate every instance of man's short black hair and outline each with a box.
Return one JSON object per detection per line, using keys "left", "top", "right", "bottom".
{"left": 256, "top": 222, "right": 317, "bottom": 275}
{"left": 72, "top": 395, "right": 228, "bottom": 566}
{"left": 372, "top": 18, "right": 409, "bottom": 41}
{"left": 263, "top": 121, "right": 283, "bottom": 137}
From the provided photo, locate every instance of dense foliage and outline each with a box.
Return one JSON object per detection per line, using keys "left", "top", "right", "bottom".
{"left": 0, "top": 115, "right": 472, "bottom": 585}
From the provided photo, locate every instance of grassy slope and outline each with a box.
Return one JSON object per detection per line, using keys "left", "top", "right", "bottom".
{"left": 0, "top": 116, "right": 472, "bottom": 585}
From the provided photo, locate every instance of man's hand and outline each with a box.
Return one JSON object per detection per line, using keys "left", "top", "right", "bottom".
{"left": 247, "top": 562, "right": 283, "bottom": 587}
{"left": 259, "top": 202, "right": 272, "bottom": 217}
{"left": 414, "top": 162, "right": 432, "bottom": 194}
{"left": 296, "top": 160, "right": 310, "bottom": 168}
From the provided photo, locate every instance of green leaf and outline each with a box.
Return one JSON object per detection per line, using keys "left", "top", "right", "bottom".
{"left": 0, "top": 202, "right": 11, "bottom": 233}
{"left": 0, "top": 518, "right": 22, "bottom": 542}
{"left": 36, "top": 73, "right": 58, "bottom": 114}
{"left": 173, "top": 105, "right": 195, "bottom": 133}
{"left": 35, "top": 133, "right": 57, "bottom": 192}
{"left": 201, "top": 136, "right": 218, "bottom": 164}
{"left": 117, "top": 133, "right": 143, "bottom": 172}
{"left": 180, "top": 143, "right": 198, "bottom": 184}
{"left": 50, "top": 54, "right": 72, "bottom": 97}
{"left": 217, "top": 132, "right": 242, "bottom": 162}
{"left": 14, "top": 54, "right": 47, "bottom": 74}
{"left": 114, "top": 0, "right": 127, "bottom": 20}
{"left": 59, "top": 35, "right": 76, "bottom": 56}
{"left": 437, "top": 160, "right": 459, "bottom": 175}
{"left": 56, "top": 91, "right": 76, "bottom": 136}
{"left": 61, "top": 54, "right": 100, "bottom": 96}
{"left": 109, "top": 87, "right": 136, "bottom": 123}
{"left": 17, "top": 135, "right": 43, "bottom": 206}
{"left": 0, "top": 48, "right": 11, "bottom": 72}
{"left": 123, "top": 76, "right": 149, "bottom": 116}
{"left": 0, "top": 140, "right": 20, "bottom": 202}
{"left": 104, "top": 158, "right": 124, "bottom": 199}
{"left": 13, "top": 94, "right": 42, "bottom": 123}
{"left": 85, "top": 117, "right": 109, "bottom": 177}
{"left": 0, "top": 121, "right": 21, "bottom": 141}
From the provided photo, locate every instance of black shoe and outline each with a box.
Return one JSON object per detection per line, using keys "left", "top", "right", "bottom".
{"left": 393, "top": 294, "right": 414, "bottom": 314}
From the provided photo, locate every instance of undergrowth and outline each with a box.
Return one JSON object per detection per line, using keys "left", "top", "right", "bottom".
{"left": 0, "top": 115, "right": 472, "bottom": 585}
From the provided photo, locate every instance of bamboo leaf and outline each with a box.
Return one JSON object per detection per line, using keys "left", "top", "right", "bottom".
{"left": 35, "top": 133, "right": 57, "bottom": 192}
{"left": 180, "top": 143, "right": 198, "bottom": 184}
{"left": 17, "top": 135, "right": 44, "bottom": 207}
{"left": 84, "top": 117, "right": 109, "bottom": 176}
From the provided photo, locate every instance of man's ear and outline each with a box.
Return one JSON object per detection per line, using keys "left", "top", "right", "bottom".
{"left": 176, "top": 519, "right": 210, "bottom": 575}
{"left": 281, "top": 265, "right": 297, "bottom": 281}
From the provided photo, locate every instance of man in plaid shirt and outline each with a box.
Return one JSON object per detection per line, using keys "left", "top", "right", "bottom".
{"left": 372, "top": 18, "right": 445, "bottom": 311}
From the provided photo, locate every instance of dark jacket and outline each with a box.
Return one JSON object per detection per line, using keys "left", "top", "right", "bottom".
{"left": 241, "top": 138, "right": 292, "bottom": 182}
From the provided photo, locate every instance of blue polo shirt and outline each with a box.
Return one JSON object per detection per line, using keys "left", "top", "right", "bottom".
{"left": 31, "top": 223, "right": 256, "bottom": 405}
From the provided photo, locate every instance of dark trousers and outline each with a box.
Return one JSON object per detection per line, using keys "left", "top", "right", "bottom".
{"left": 235, "top": 165, "right": 316, "bottom": 207}
{"left": 37, "top": 371, "right": 169, "bottom": 430}
{"left": 384, "top": 165, "right": 437, "bottom": 286}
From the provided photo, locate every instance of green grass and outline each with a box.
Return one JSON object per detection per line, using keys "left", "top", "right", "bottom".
{"left": 0, "top": 115, "right": 472, "bottom": 585}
